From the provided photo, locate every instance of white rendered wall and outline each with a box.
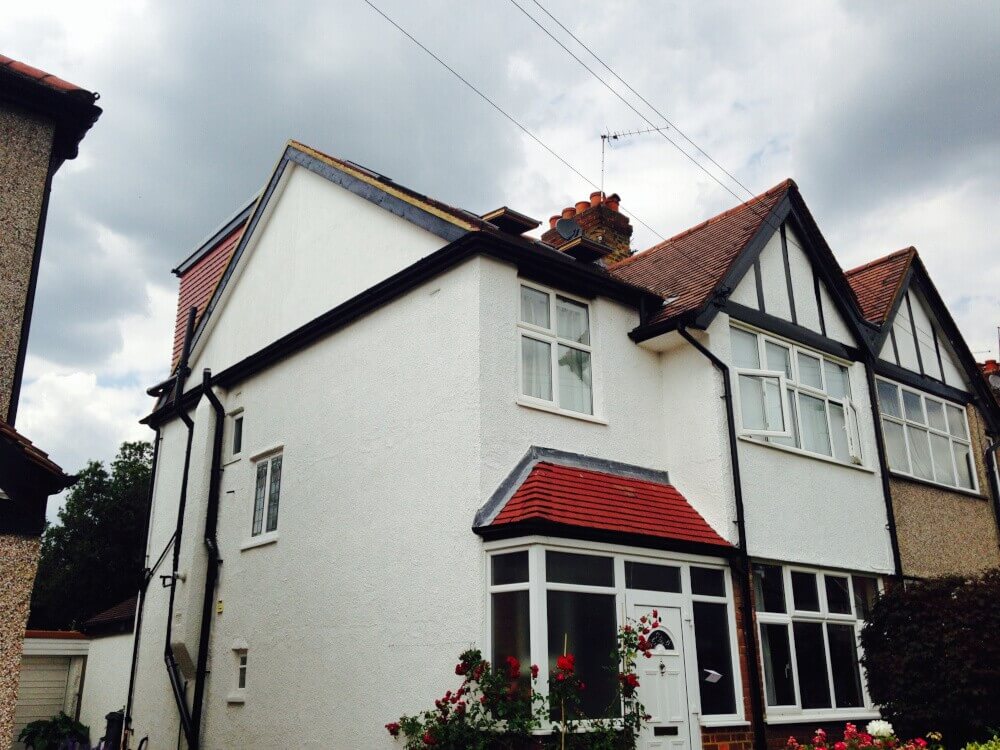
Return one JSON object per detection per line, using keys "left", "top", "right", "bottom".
{"left": 79, "top": 633, "right": 134, "bottom": 746}
{"left": 756, "top": 230, "right": 793, "bottom": 321}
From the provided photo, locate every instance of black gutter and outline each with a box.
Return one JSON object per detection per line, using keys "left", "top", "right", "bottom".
{"left": 190, "top": 370, "right": 225, "bottom": 745}
{"left": 676, "top": 326, "right": 767, "bottom": 750}
{"left": 863, "top": 357, "right": 904, "bottom": 577}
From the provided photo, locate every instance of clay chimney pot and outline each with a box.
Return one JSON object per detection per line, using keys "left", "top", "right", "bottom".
{"left": 549, "top": 215, "right": 560, "bottom": 229}
{"left": 561, "top": 207, "right": 576, "bottom": 219}
{"left": 604, "top": 194, "right": 620, "bottom": 211}
{"left": 575, "top": 200, "right": 590, "bottom": 214}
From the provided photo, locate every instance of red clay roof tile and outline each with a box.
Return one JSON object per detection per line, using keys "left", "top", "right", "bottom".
{"left": 844, "top": 247, "right": 915, "bottom": 325}
{"left": 0, "top": 54, "right": 91, "bottom": 95}
{"left": 0, "top": 418, "right": 69, "bottom": 479}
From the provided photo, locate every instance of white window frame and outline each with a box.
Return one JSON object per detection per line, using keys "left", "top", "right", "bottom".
{"left": 227, "top": 643, "right": 249, "bottom": 703}
{"left": 875, "top": 377, "right": 979, "bottom": 493}
{"left": 250, "top": 448, "right": 283, "bottom": 538}
{"left": 731, "top": 324, "right": 863, "bottom": 465}
{"left": 517, "top": 282, "right": 597, "bottom": 418}
{"left": 485, "top": 539, "right": 745, "bottom": 732}
{"left": 753, "top": 562, "right": 881, "bottom": 723}
{"left": 226, "top": 409, "right": 244, "bottom": 462}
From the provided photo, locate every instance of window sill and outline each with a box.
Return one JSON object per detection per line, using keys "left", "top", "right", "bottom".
{"left": 240, "top": 533, "right": 278, "bottom": 551}
{"left": 765, "top": 709, "right": 879, "bottom": 725}
{"left": 516, "top": 397, "right": 608, "bottom": 425}
{"left": 226, "top": 692, "right": 246, "bottom": 704}
{"left": 700, "top": 718, "right": 750, "bottom": 729}
{"left": 223, "top": 456, "right": 243, "bottom": 468}
{"left": 738, "top": 435, "right": 874, "bottom": 473}
{"left": 888, "top": 472, "right": 985, "bottom": 499}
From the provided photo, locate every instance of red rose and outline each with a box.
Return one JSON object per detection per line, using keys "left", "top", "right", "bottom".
{"left": 556, "top": 654, "right": 575, "bottom": 672}
{"left": 530, "top": 664, "right": 539, "bottom": 678}
{"left": 505, "top": 655, "right": 521, "bottom": 678}
{"left": 626, "top": 674, "right": 640, "bottom": 688}
{"left": 385, "top": 722, "right": 401, "bottom": 737}
{"left": 652, "top": 609, "right": 658, "bottom": 618}
{"left": 556, "top": 672, "right": 566, "bottom": 681}
{"left": 422, "top": 731, "right": 437, "bottom": 745}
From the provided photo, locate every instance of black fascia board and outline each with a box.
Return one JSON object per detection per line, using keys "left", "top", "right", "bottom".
{"left": 724, "top": 302, "right": 860, "bottom": 361}
{"left": 142, "top": 231, "right": 655, "bottom": 426}
{"left": 473, "top": 519, "right": 738, "bottom": 560}
{"left": 172, "top": 200, "right": 256, "bottom": 276}
{"left": 872, "top": 359, "right": 974, "bottom": 405}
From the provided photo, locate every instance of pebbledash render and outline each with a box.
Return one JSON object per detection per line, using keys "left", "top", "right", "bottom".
{"left": 127, "top": 141, "right": 1000, "bottom": 750}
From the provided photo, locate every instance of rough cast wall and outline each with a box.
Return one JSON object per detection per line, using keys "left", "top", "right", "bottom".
{"left": 0, "top": 104, "right": 55, "bottom": 419}
{"left": 891, "top": 403, "right": 1000, "bottom": 578}
{"left": 0, "top": 535, "right": 42, "bottom": 748}
{"left": 79, "top": 633, "right": 135, "bottom": 746}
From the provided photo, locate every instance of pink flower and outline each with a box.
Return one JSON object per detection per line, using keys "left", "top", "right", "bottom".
{"left": 385, "top": 722, "right": 401, "bottom": 737}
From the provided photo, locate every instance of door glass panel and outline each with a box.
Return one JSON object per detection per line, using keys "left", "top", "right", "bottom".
{"left": 925, "top": 400, "right": 947, "bottom": 432}
{"left": 557, "top": 345, "right": 592, "bottom": 414}
{"left": 753, "top": 564, "right": 786, "bottom": 613}
{"left": 906, "top": 425, "right": 934, "bottom": 480}
{"left": 827, "top": 624, "right": 864, "bottom": 708}
{"left": 693, "top": 602, "right": 736, "bottom": 715}
{"left": 731, "top": 328, "right": 760, "bottom": 368}
{"left": 690, "top": 567, "right": 726, "bottom": 597}
{"left": 798, "top": 392, "right": 832, "bottom": 456}
{"left": 953, "top": 443, "right": 974, "bottom": 489}
{"left": 824, "top": 575, "right": 852, "bottom": 614}
{"left": 824, "top": 361, "right": 851, "bottom": 399}
{"left": 520, "top": 286, "right": 550, "bottom": 327}
{"left": 545, "top": 551, "right": 613, "bottom": 586}
{"left": 624, "top": 561, "right": 681, "bottom": 593}
{"left": 791, "top": 571, "right": 820, "bottom": 611}
{"left": 760, "top": 623, "right": 796, "bottom": 706}
{"left": 929, "top": 433, "right": 956, "bottom": 486}
{"left": 547, "top": 591, "right": 617, "bottom": 718}
{"left": 492, "top": 551, "right": 528, "bottom": 585}
{"left": 947, "top": 404, "right": 969, "bottom": 439}
{"left": 793, "top": 622, "right": 832, "bottom": 709}
{"left": 798, "top": 352, "right": 823, "bottom": 390}
{"left": 492, "top": 591, "right": 530, "bottom": 692}
{"left": 882, "top": 420, "right": 909, "bottom": 472}
{"left": 555, "top": 296, "right": 590, "bottom": 344}
{"left": 521, "top": 336, "right": 552, "bottom": 401}
{"left": 903, "top": 390, "right": 925, "bottom": 423}
{"left": 877, "top": 380, "right": 902, "bottom": 418}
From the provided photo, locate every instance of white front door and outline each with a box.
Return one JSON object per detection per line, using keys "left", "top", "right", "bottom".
{"left": 630, "top": 602, "right": 693, "bottom": 750}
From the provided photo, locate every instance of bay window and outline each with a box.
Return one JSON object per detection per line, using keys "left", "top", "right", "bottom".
{"left": 731, "top": 326, "right": 862, "bottom": 464}
{"left": 875, "top": 379, "right": 977, "bottom": 491}
{"left": 518, "top": 284, "right": 594, "bottom": 416}
{"left": 753, "top": 563, "right": 879, "bottom": 718}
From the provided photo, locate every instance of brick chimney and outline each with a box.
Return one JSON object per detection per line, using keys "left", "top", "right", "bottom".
{"left": 541, "top": 191, "right": 633, "bottom": 263}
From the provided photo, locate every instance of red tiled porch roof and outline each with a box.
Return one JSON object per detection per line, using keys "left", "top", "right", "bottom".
{"left": 844, "top": 247, "right": 915, "bottom": 325}
{"left": 486, "top": 460, "right": 731, "bottom": 548}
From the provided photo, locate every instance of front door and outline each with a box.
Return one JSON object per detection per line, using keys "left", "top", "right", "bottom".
{"left": 630, "top": 602, "right": 693, "bottom": 750}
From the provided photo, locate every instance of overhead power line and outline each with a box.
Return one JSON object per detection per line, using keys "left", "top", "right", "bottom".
{"left": 359, "top": 0, "right": 666, "bottom": 241}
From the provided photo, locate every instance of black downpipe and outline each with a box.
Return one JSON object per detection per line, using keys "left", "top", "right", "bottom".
{"left": 862, "top": 358, "right": 904, "bottom": 576}
{"left": 163, "top": 308, "right": 199, "bottom": 748}
{"left": 190, "top": 370, "right": 225, "bottom": 744}
{"left": 677, "top": 326, "right": 767, "bottom": 750}
{"left": 984, "top": 434, "right": 1000, "bottom": 547}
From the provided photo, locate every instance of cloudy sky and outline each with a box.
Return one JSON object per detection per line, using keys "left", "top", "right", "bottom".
{"left": 6, "top": 0, "right": 999, "bottom": 518}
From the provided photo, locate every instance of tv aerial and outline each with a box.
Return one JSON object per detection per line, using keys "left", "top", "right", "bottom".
{"left": 601, "top": 125, "right": 669, "bottom": 194}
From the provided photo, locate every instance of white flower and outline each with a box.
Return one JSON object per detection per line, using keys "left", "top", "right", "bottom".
{"left": 866, "top": 720, "right": 895, "bottom": 738}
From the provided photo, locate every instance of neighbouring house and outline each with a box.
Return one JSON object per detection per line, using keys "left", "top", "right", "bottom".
{"left": 982, "top": 359, "right": 1000, "bottom": 403}
{"left": 79, "top": 596, "right": 138, "bottom": 747}
{"left": 12, "top": 630, "right": 89, "bottom": 749}
{"left": 0, "top": 54, "right": 101, "bottom": 749}
{"left": 126, "top": 140, "right": 1000, "bottom": 750}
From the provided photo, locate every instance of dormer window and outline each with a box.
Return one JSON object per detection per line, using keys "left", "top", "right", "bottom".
{"left": 518, "top": 283, "right": 593, "bottom": 416}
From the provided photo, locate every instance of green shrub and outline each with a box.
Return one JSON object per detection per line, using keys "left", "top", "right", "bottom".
{"left": 17, "top": 712, "right": 90, "bottom": 749}
{"left": 962, "top": 737, "right": 1000, "bottom": 750}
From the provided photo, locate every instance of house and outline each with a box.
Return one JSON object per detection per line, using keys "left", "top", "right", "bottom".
{"left": 12, "top": 630, "right": 89, "bottom": 749}
{"left": 127, "top": 140, "right": 1000, "bottom": 750}
{"left": 0, "top": 53, "right": 100, "bottom": 749}
{"left": 79, "top": 596, "right": 139, "bottom": 747}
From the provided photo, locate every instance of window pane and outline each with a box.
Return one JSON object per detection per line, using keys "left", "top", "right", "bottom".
{"left": 877, "top": 380, "right": 902, "bottom": 418}
{"left": 766, "top": 342, "right": 792, "bottom": 378}
{"left": 930, "top": 433, "right": 956, "bottom": 486}
{"left": 266, "top": 455, "right": 281, "bottom": 532}
{"left": 547, "top": 591, "right": 617, "bottom": 718}
{"left": 954, "top": 443, "right": 975, "bottom": 490}
{"left": 903, "top": 390, "right": 924, "bottom": 423}
{"left": 947, "top": 404, "right": 969, "bottom": 439}
{"left": 852, "top": 576, "right": 879, "bottom": 620}
{"left": 824, "top": 575, "right": 852, "bottom": 614}
{"left": 693, "top": 602, "right": 737, "bottom": 715}
{"left": 791, "top": 571, "right": 820, "bottom": 611}
{"left": 830, "top": 403, "right": 850, "bottom": 462}
{"left": 691, "top": 567, "right": 726, "bottom": 597}
{"left": 492, "top": 591, "right": 530, "bottom": 690}
{"left": 252, "top": 461, "right": 267, "bottom": 536}
{"left": 798, "top": 392, "right": 832, "bottom": 456}
{"left": 793, "top": 621, "right": 832, "bottom": 709}
{"left": 827, "top": 624, "right": 864, "bottom": 708}
{"left": 492, "top": 552, "right": 528, "bottom": 585}
{"left": 556, "top": 296, "right": 590, "bottom": 344}
{"left": 520, "top": 286, "right": 549, "bottom": 327}
{"left": 770, "top": 387, "right": 800, "bottom": 448}
{"left": 760, "top": 623, "right": 796, "bottom": 706}
{"left": 740, "top": 375, "right": 785, "bottom": 433}
{"left": 906, "top": 425, "right": 934, "bottom": 480}
{"left": 882, "top": 419, "right": 909, "bottom": 472}
{"left": 798, "top": 352, "right": 823, "bottom": 390}
{"left": 625, "top": 561, "right": 680, "bottom": 593}
{"left": 233, "top": 416, "right": 243, "bottom": 455}
{"left": 926, "top": 400, "right": 947, "bottom": 432}
{"left": 824, "top": 361, "right": 851, "bottom": 400}
{"left": 546, "top": 551, "right": 613, "bottom": 586}
{"left": 731, "top": 328, "right": 760, "bottom": 368}
{"left": 557, "top": 346, "right": 592, "bottom": 414}
{"left": 521, "top": 336, "right": 552, "bottom": 401}
{"left": 753, "top": 564, "right": 786, "bottom": 613}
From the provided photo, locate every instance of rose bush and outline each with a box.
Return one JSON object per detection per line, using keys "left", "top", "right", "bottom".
{"left": 784, "top": 722, "right": 944, "bottom": 750}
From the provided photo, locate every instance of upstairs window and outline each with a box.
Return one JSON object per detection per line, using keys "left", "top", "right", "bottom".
{"left": 518, "top": 284, "right": 593, "bottom": 415}
{"left": 876, "top": 379, "right": 976, "bottom": 491}
{"left": 252, "top": 453, "right": 282, "bottom": 536}
{"left": 229, "top": 411, "right": 244, "bottom": 458}
{"left": 731, "top": 326, "right": 862, "bottom": 464}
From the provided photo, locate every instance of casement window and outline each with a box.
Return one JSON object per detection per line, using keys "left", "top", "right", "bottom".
{"left": 875, "top": 379, "right": 977, "bottom": 491}
{"left": 237, "top": 651, "right": 248, "bottom": 690}
{"left": 518, "top": 283, "right": 594, "bottom": 416}
{"left": 731, "top": 326, "right": 862, "bottom": 464}
{"left": 228, "top": 410, "right": 244, "bottom": 459}
{"left": 228, "top": 646, "right": 248, "bottom": 703}
{"left": 488, "top": 546, "right": 743, "bottom": 723}
{"left": 251, "top": 453, "right": 282, "bottom": 536}
{"left": 753, "top": 563, "right": 880, "bottom": 719}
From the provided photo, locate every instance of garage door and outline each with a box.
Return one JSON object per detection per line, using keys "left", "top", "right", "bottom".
{"left": 12, "top": 655, "right": 71, "bottom": 749}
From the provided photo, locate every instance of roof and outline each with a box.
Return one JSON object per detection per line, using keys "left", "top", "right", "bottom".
{"left": 0, "top": 419, "right": 69, "bottom": 479}
{"left": 475, "top": 448, "right": 731, "bottom": 550}
{"left": 24, "top": 629, "right": 87, "bottom": 640}
{"left": 0, "top": 53, "right": 101, "bottom": 162}
{"left": 610, "top": 179, "right": 794, "bottom": 327}
{"left": 81, "top": 595, "right": 137, "bottom": 636}
{"left": 844, "top": 247, "right": 915, "bottom": 325}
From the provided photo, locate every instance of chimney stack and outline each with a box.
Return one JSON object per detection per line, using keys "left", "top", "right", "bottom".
{"left": 541, "top": 191, "right": 633, "bottom": 264}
